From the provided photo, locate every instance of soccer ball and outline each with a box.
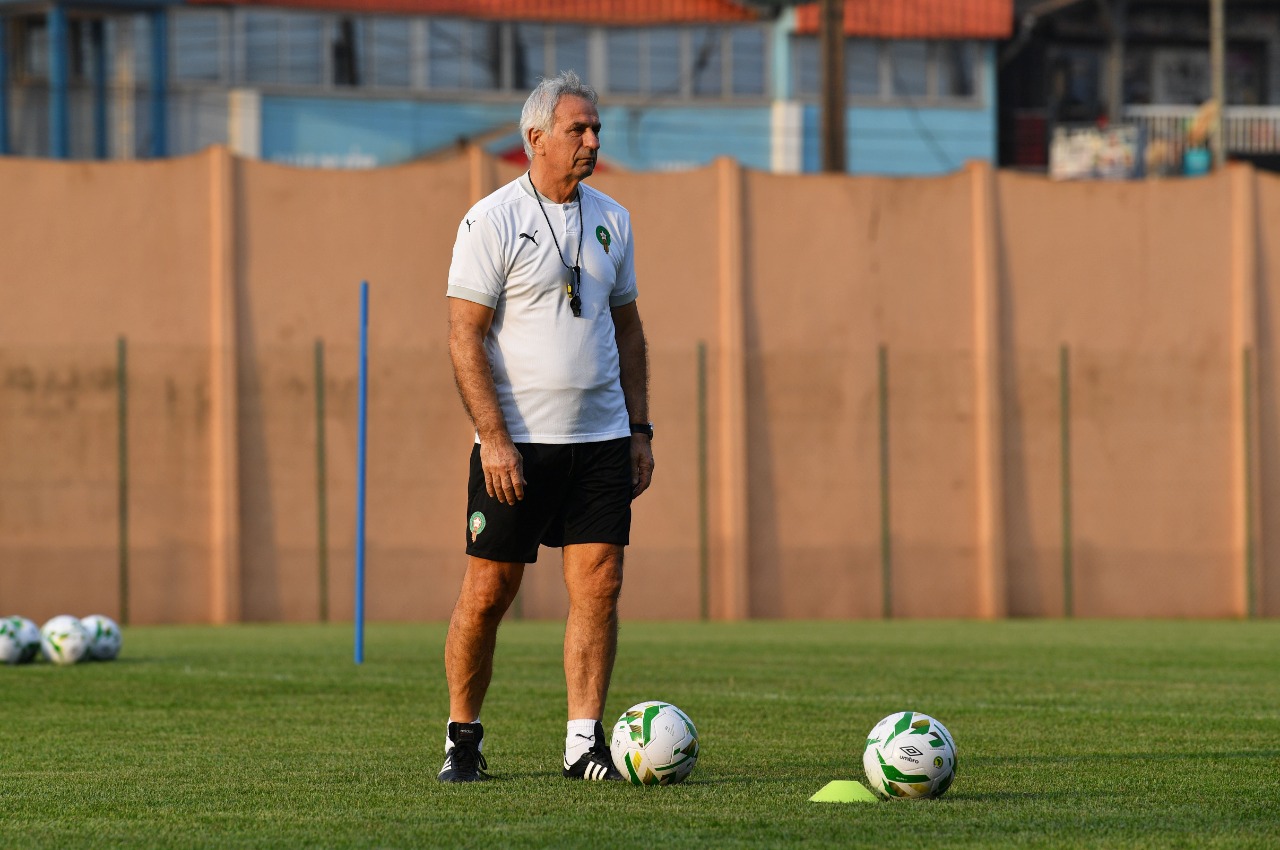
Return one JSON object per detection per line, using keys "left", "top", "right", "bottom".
{"left": 80, "top": 614, "right": 123, "bottom": 660}
{"left": 1, "top": 616, "right": 42, "bottom": 664}
{"left": 80, "top": 614, "right": 123, "bottom": 661}
{"left": 862, "top": 711, "right": 957, "bottom": 799}
{"left": 609, "top": 701, "right": 700, "bottom": 786}
{"left": 40, "top": 615, "right": 90, "bottom": 666}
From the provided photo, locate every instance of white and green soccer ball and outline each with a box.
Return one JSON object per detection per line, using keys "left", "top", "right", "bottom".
{"left": 610, "top": 701, "right": 700, "bottom": 786}
{"left": 1, "top": 616, "right": 42, "bottom": 664}
{"left": 862, "top": 711, "right": 957, "bottom": 799}
{"left": 40, "top": 615, "right": 90, "bottom": 666}
{"left": 80, "top": 614, "right": 123, "bottom": 660}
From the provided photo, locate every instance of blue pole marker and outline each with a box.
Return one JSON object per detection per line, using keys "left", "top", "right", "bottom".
{"left": 355, "top": 281, "right": 369, "bottom": 664}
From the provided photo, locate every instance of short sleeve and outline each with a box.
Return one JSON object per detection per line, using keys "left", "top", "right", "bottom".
{"left": 608, "top": 219, "right": 638, "bottom": 308}
{"left": 447, "top": 211, "right": 506, "bottom": 308}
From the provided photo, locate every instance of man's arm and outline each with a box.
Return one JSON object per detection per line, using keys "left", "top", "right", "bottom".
{"left": 448, "top": 297, "right": 525, "bottom": 505}
{"left": 611, "top": 300, "right": 654, "bottom": 498}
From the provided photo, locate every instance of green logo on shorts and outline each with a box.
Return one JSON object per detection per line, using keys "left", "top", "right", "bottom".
{"left": 469, "top": 511, "right": 486, "bottom": 542}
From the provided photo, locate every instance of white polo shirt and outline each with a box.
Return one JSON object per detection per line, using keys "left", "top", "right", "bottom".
{"left": 446, "top": 174, "right": 638, "bottom": 444}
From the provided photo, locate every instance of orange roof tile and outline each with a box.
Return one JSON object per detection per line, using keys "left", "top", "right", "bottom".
{"left": 794, "top": 0, "right": 1013, "bottom": 39}
{"left": 188, "top": 0, "right": 763, "bottom": 24}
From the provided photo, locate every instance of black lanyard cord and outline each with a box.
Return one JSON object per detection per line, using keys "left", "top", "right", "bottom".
{"left": 529, "top": 172, "right": 584, "bottom": 317}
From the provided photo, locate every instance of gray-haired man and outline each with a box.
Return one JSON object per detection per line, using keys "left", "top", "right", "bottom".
{"left": 439, "top": 70, "right": 654, "bottom": 782}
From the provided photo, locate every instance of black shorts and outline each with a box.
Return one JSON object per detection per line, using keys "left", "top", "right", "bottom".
{"left": 465, "top": 438, "right": 631, "bottom": 563}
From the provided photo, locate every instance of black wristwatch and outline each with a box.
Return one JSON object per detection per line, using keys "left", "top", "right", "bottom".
{"left": 630, "top": 422, "right": 654, "bottom": 440}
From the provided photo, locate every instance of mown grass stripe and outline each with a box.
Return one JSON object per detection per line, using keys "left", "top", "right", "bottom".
{"left": 1, "top": 620, "right": 1278, "bottom": 849}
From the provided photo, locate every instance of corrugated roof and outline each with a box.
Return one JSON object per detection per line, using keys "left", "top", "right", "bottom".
{"left": 187, "top": 0, "right": 763, "bottom": 24}
{"left": 794, "top": 0, "right": 1014, "bottom": 39}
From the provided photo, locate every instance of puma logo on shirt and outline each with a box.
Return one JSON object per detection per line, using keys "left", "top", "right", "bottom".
{"left": 519, "top": 230, "right": 539, "bottom": 246}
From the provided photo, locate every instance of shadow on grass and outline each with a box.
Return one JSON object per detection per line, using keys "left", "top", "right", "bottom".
{"left": 440, "top": 771, "right": 806, "bottom": 787}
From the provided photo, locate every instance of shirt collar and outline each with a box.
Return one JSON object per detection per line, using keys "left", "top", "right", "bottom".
{"left": 522, "top": 172, "right": 580, "bottom": 206}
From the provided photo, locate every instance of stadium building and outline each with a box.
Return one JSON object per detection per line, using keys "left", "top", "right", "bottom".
{"left": 0, "top": 0, "right": 1012, "bottom": 174}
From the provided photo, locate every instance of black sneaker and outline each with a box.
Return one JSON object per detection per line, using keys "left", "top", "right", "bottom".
{"left": 562, "top": 721, "right": 625, "bottom": 781}
{"left": 438, "top": 721, "right": 491, "bottom": 782}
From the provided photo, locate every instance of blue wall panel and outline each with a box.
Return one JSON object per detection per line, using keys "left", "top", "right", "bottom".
{"left": 260, "top": 95, "right": 775, "bottom": 172}
{"left": 261, "top": 45, "right": 995, "bottom": 174}
{"left": 260, "top": 96, "right": 518, "bottom": 167}
{"left": 803, "top": 45, "right": 997, "bottom": 176}
{"left": 801, "top": 103, "right": 996, "bottom": 175}
{"left": 595, "top": 105, "right": 773, "bottom": 171}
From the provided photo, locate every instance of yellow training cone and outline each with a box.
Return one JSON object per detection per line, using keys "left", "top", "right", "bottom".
{"left": 809, "top": 780, "right": 879, "bottom": 803}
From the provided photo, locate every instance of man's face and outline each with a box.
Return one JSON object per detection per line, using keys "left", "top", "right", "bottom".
{"left": 535, "top": 95, "right": 601, "bottom": 181}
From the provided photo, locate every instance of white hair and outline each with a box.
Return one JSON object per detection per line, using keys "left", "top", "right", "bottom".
{"left": 519, "top": 70, "right": 599, "bottom": 159}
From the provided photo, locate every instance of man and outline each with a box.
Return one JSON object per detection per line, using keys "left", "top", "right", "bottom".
{"left": 439, "top": 71, "right": 654, "bottom": 783}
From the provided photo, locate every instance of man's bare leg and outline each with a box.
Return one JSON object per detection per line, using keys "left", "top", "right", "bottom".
{"left": 559, "top": 543, "right": 625, "bottom": 779}
{"left": 562, "top": 543, "right": 624, "bottom": 718}
{"left": 445, "top": 556, "right": 525, "bottom": 721}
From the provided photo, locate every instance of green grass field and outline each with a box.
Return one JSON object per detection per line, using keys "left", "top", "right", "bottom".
{"left": 3, "top": 620, "right": 1278, "bottom": 849}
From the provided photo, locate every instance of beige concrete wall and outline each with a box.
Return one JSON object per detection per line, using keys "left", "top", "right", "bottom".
{"left": 740, "top": 168, "right": 983, "bottom": 618}
{"left": 2, "top": 148, "right": 1277, "bottom": 622}
{"left": 231, "top": 155, "right": 476, "bottom": 623}
{"left": 0, "top": 156, "right": 216, "bottom": 624}
{"left": 1255, "top": 171, "right": 1280, "bottom": 618}
{"left": 997, "top": 170, "right": 1240, "bottom": 617}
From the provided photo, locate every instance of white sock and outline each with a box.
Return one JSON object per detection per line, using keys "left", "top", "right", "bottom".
{"left": 445, "top": 717, "right": 482, "bottom": 754}
{"left": 565, "top": 718, "right": 599, "bottom": 764}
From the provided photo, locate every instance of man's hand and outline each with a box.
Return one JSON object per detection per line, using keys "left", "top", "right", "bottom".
{"left": 630, "top": 435, "right": 654, "bottom": 498}
{"left": 481, "top": 437, "right": 526, "bottom": 505}
{"left": 450, "top": 297, "right": 524, "bottom": 505}
{"left": 612, "top": 301, "right": 652, "bottom": 500}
